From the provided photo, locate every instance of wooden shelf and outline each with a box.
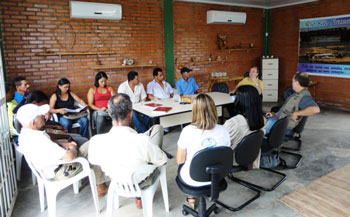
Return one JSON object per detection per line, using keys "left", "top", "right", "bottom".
{"left": 90, "top": 64, "right": 157, "bottom": 70}
{"left": 185, "top": 59, "right": 235, "bottom": 66}
{"left": 36, "top": 51, "right": 116, "bottom": 56}
{"left": 218, "top": 48, "right": 258, "bottom": 53}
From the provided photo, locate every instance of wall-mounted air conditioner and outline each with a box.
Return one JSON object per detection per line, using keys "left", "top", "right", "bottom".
{"left": 207, "top": 10, "right": 246, "bottom": 24}
{"left": 70, "top": 1, "right": 122, "bottom": 20}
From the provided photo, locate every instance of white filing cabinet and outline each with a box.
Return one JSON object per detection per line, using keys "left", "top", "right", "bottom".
{"left": 262, "top": 58, "right": 279, "bottom": 102}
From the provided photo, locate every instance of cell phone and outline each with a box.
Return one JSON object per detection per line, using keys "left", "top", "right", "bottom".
{"left": 180, "top": 102, "right": 190, "bottom": 105}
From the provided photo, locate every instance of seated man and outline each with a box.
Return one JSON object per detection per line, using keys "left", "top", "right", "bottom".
{"left": 176, "top": 67, "right": 199, "bottom": 95}
{"left": 118, "top": 71, "right": 150, "bottom": 133}
{"left": 147, "top": 67, "right": 174, "bottom": 100}
{"left": 88, "top": 93, "right": 167, "bottom": 209}
{"left": 17, "top": 103, "right": 109, "bottom": 198}
{"left": 265, "top": 72, "right": 320, "bottom": 135}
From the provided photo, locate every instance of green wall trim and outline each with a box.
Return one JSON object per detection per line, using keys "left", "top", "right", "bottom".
{"left": 163, "top": 0, "right": 175, "bottom": 86}
{"left": 263, "top": 9, "right": 270, "bottom": 56}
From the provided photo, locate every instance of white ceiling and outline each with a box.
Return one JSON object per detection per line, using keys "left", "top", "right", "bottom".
{"left": 176, "top": 0, "right": 319, "bottom": 9}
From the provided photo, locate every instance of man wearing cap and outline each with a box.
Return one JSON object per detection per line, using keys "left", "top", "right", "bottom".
{"left": 17, "top": 103, "right": 109, "bottom": 198}
{"left": 147, "top": 68, "right": 174, "bottom": 100}
{"left": 176, "top": 67, "right": 199, "bottom": 95}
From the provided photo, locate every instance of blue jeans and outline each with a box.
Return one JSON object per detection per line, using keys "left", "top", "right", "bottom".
{"left": 132, "top": 111, "right": 151, "bottom": 133}
{"left": 266, "top": 117, "right": 293, "bottom": 136}
{"left": 59, "top": 116, "right": 88, "bottom": 137}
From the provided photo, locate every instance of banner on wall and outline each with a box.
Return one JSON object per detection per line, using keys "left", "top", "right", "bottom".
{"left": 298, "top": 14, "right": 350, "bottom": 78}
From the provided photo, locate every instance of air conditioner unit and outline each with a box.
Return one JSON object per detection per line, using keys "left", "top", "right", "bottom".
{"left": 207, "top": 10, "right": 246, "bottom": 24}
{"left": 70, "top": 1, "right": 122, "bottom": 20}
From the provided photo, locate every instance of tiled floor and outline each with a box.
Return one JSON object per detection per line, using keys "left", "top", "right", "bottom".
{"left": 11, "top": 106, "right": 350, "bottom": 217}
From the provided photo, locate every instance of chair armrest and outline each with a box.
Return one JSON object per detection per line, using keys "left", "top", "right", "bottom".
{"left": 55, "top": 157, "right": 91, "bottom": 171}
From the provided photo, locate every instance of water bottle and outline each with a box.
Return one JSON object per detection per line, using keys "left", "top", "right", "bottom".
{"left": 173, "top": 89, "right": 180, "bottom": 102}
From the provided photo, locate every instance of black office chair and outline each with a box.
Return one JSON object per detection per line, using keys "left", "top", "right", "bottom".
{"left": 282, "top": 116, "right": 308, "bottom": 151}
{"left": 176, "top": 146, "right": 233, "bottom": 217}
{"left": 216, "top": 130, "right": 263, "bottom": 212}
{"left": 230, "top": 118, "right": 289, "bottom": 192}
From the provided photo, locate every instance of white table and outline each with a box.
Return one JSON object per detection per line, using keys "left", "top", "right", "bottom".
{"left": 133, "top": 92, "right": 234, "bottom": 128}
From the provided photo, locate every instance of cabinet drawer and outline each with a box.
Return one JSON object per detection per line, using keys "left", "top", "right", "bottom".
{"left": 263, "top": 90, "right": 278, "bottom": 102}
{"left": 262, "top": 69, "right": 278, "bottom": 79}
{"left": 263, "top": 80, "right": 278, "bottom": 90}
{"left": 262, "top": 59, "right": 279, "bottom": 69}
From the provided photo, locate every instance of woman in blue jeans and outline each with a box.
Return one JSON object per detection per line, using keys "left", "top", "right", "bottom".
{"left": 49, "top": 78, "right": 89, "bottom": 137}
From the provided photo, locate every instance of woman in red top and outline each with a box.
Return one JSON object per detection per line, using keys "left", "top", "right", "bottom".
{"left": 87, "top": 71, "right": 115, "bottom": 134}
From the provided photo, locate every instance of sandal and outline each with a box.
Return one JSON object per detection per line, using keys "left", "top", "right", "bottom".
{"left": 186, "top": 196, "right": 198, "bottom": 210}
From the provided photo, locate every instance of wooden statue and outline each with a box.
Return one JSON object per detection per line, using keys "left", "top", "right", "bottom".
{"left": 217, "top": 34, "right": 228, "bottom": 50}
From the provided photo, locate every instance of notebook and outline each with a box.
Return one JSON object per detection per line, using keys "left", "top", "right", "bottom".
{"left": 144, "top": 103, "right": 163, "bottom": 107}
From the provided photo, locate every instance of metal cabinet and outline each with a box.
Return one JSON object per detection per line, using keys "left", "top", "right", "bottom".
{"left": 262, "top": 58, "right": 279, "bottom": 102}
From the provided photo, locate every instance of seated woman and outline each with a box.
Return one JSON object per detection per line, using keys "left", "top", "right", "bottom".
{"left": 49, "top": 78, "right": 89, "bottom": 137}
{"left": 224, "top": 85, "right": 266, "bottom": 168}
{"left": 87, "top": 71, "right": 115, "bottom": 134}
{"left": 230, "top": 66, "right": 264, "bottom": 95}
{"left": 176, "top": 94, "right": 230, "bottom": 208}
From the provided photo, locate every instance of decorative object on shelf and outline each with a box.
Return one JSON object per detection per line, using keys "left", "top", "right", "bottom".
{"left": 191, "top": 57, "right": 196, "bottom": 64}
{"left": 149, "top": 60, "right": 153, "bottom": 64}
{"left": 249, "top": 43, "right": 254, "bottom": 48}
{"left": 127, "top": 59, "right": 134, "bottom": 65}
{"left": 209, "top": 53, "right": 212, "bottom": 61}
{"left": 122, "top": 58, "right": 128, "bottom": 66}
{"left": 232, "top": 42, "right": 242, "bottom": 49}
{"left": 217, "top": 33, "right": 228, "bottom": 50}
{"left": 216, "top": 56, "right": 222, "bottom": 61}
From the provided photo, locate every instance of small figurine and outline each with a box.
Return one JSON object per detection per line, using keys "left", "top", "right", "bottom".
{"left": 209, "top": 53, "right": 212, "bottom": 61}
{"left": 217, "top": 34, "right": 228, "bottom": 50}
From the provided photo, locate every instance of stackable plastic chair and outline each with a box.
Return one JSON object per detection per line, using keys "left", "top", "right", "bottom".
{"left": 106, "top": 164, "right": 169, "bottom": 217}
{"left": 25, "top": 156, "right": 100, "bottom": 217}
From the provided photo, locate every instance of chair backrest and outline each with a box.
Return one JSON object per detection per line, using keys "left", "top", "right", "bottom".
{"left": 293, "top": 116, "right": 308, "bottom": 134}
{"left": 234, "top": 130, "right": 264, "bottom": 167}
{"left": 108, "top": 164, "right": 158, "bottom": 197}
{"left": 190, "top": 146, "right": 233, "bottom": 201}
{"left": 24, "top": 156, "right": 45, "bottom": 182}
{"left": 267, "top": 117, "right": 289, "bottom": 149}
{"left": 211, "top": 83, "right": 229, "bottom": 93}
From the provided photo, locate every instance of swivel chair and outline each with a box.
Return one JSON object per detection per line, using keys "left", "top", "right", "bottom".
{"left": 216, "top": 130, "right": 263, "bottom": 211}
{"left": 282, "top": 116, "right": 308, "bottom": 151}
{"left": 176, "top": 146, "right": 233, "bottom": 217}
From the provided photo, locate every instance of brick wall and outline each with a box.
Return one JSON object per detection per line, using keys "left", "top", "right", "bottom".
{"left": 173, "top": 2, "right": 263, "bottom": 92}
{"left": 270, "top": 0, "right": 350, "bottom": 109}
{"left": 1, "top": 0, "right": 164, "bottom": 100}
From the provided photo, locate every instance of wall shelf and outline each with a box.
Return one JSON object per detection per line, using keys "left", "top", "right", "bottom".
{"left": 218, "top": 48, "right": 258, "bottom": 53}
{"left": 184, "top": 59, "right": 235, "bottom": 66}
{"left": 90, "top": 64, "right": 157, "bottom": 70}
{"left": 36, "top": 51, "right": 116, "bottom": 56}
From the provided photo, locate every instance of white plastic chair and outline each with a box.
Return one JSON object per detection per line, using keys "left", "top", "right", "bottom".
{"left": 10, "top": 129, "right": 37, "bottom": 184}
{"left": 25, "top": 156, "right": 100, "bottom": 217}
{"left": 106, "top": 164, "right": 169, "bottom": 217}
{"left": 51, "top": 102, "right": 92, "bottom": 138}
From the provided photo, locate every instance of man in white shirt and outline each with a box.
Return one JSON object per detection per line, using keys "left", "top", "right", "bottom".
{"left": 17, "top": 103, "right": 109, "bottom": 198}
{"left": 89, "top": 93, "right": 167, "bottom": 209}
{"left": 147, "top": 68, "right": 174, "bottom": 100}
{"left": 118, "top": 71, "right": 150, "bottom": 133}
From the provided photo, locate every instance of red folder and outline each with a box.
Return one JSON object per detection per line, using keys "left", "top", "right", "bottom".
{"left": 144, "top": 103, "right": 163, "bottom": 107}
{"left": 153, "top": 106, "right": 172, "bottom": 113}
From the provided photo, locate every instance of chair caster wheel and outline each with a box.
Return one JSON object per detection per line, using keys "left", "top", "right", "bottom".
{"left": 214, "top": 206, "right": 220, "bottom": 214}
{"left": 182, "top": 209, "right": 188, "bottom": 216}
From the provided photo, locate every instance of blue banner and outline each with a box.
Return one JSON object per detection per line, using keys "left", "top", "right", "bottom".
{"left": 297, "top": 63, "right": 350, "bottom": 78}
{"left": 300, "top": 16, "right": 350, "bottom": 31}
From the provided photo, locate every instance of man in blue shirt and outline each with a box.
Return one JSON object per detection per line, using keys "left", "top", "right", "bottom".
{"left": 13, "top": 76, "right": 30, "bottom": 103}
{"left": 176, "top": 67, "right": 199, "bottom": 95}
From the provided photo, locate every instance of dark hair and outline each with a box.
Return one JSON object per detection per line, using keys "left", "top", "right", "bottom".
{"left": 294, "top": 72, "right": 309, "bottom": 87}
{"left": 127, "top": 71, "right": 138, "bottom": 82}
{"left": 107, "top": 93, "right": 132, "bottom": 123}
{"left": 27, "top": 90, "right": 49, "bottom": 104}
{"left": 94, "top": 71, "right": 108, "bottom": 87}
{"left": 14, "top": 76, "right": 26, "bottom": 87}
{"left": 153, "top": 68, "right": 162, "bottom": 77}
{"left": 234, "top": 85, "right": 264, "bottom": 131}
{"left": 55, "top": 78, "right": 70, "bottom": 97}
